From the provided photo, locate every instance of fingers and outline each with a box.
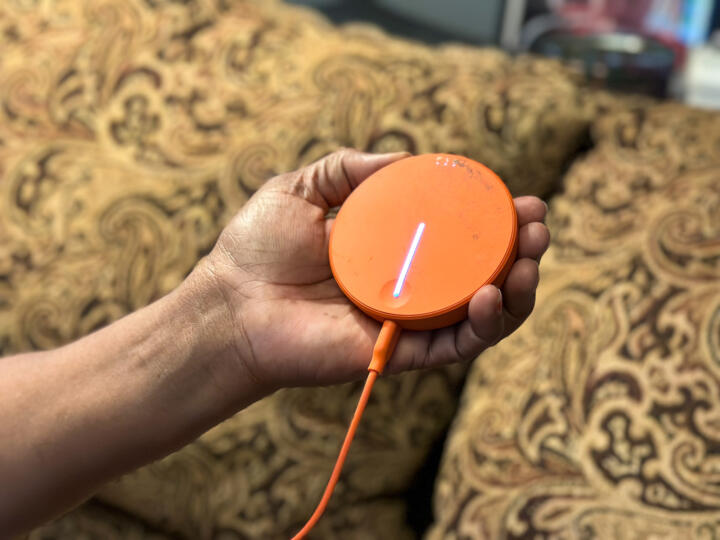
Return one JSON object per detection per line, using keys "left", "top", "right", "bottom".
{"left": 388, "top": 285, "right": 504, "bottom": 373}
{"left": 515, "top": 196, "right": 547, "bottom": 227}
{"left": 454, "top": 285, "right": 505, "bottom": 360}
{"left": 390, "top": 196, "right": 550, "bottom": 372}
{"left": 411, "top": 255, "right": 542, "bottom": 372}
{"left": 515, "top": 196, "right": 550, "bottom": 260}
{"left": 501, "top": 258, "right": 539, "bottom": 334}
{"left": 285, "top": 148, "right": 410, "bottom": 210}
{"left": 517, "top": 222, "right": 551, "bottom": 260}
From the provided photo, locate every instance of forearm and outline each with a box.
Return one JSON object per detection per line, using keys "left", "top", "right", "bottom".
{"left": 0, "top": 269, "right": 259, "bottom": 535}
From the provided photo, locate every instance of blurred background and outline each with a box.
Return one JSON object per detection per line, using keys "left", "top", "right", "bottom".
{"left": 290, "top": 0, "right": 720, "bottom": 107}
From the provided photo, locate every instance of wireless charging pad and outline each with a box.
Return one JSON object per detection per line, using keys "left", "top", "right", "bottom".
{"left": 329, "top": 153, "right": 518, "bottom": 331}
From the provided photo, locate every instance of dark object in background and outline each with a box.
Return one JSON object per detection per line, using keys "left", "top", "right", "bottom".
{"left": 290, "top": 0, "right": 719, "bottom": 99}
{"left": 286, "top": 0, "right": 490, "bottom": 45}
{"left": 519, "top": 0, "right": 717, "bottom": 98}
{"left": 530, "top": 31, "right": 676, "bottom": 97}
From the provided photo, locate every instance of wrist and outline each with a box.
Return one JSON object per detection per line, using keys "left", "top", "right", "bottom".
{"left": 175, "top": 259, "right": 271, "bottom": 408}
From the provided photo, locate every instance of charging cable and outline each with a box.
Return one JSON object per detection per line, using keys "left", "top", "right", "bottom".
{"left": 291, "top": 320, "right": 401, "bottom": 539}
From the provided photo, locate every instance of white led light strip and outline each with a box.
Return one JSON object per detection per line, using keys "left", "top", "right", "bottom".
{"left": 393, "top": 222, "right": 425, "bottom": 298}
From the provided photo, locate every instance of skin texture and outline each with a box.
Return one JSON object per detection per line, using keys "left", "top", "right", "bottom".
{"left": 0, "top": 150, "right": 549, "bottom": 536}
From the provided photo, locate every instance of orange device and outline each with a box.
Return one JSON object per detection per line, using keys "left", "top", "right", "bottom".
{"left": 292, "top": 153, "right": 517, "bottom": 539}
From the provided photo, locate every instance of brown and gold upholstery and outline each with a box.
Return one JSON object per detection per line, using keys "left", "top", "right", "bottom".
{"left": 11, "top": 0, "right": 716, "bottom": 539}
{"left": 0, "top": 0, "right": 596, "bottom": 538}
{"left": 429, "top": 104, "right": 720, "bottom": 538}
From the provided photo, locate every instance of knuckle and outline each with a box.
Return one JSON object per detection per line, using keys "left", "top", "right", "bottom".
{"left": 285, "top": 174, "right": 311, "bottom": 199}
{"left": 330, "top": 147, "right": 357, "bottom": 160}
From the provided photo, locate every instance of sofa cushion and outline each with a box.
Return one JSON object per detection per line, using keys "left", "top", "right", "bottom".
{"left": 26, "top": 500, "right": 171, "bottom": 540}
{"left": 0, "top": 0, "right": 592, "bottom": 537}
{"left": 429, "top": 103, "right": 720, "bottom": 538}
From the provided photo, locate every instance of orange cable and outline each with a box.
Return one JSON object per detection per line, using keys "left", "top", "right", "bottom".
{"left": 291, "top": 320, "right": 400, "bottom": 540}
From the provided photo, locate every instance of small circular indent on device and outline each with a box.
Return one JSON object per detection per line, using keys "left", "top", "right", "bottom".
{"left": 380, "top": 280, "right": 411, "bottom": 308}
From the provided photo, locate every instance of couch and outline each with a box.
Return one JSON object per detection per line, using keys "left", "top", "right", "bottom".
{"left": 1, "top": 0, "right": 718, "bottom": 538}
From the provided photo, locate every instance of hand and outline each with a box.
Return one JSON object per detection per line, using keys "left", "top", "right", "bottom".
{"left": 197, "top": 149, "right": 550, "bottom": 392}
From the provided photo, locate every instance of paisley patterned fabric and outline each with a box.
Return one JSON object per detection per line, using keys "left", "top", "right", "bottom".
{"left": 0, "top": 0, "right": 595, "bottom": 538}
{"left": 429, "top": 103, "right": 720, "bottom": 539}
{"left": 27, "top": 501, "right": 171, "bottom": 540}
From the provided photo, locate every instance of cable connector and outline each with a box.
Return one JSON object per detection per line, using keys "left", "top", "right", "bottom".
{"left": 368, "top": 320, "right": 400, "bottom": 374}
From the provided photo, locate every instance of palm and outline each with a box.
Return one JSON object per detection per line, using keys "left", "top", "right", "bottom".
{"left": 207, "top": 150, "right": 550, "bottom": 390}
{"left": 210, "top": 183, "right": 380, "bottom": 388}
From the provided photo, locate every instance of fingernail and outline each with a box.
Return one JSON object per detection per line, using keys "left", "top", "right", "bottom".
{"left": 495, "top": 290, "right": 503, "bottom": 314}
{"left": 373, "top": 151, "right": 411, "bottom": 159}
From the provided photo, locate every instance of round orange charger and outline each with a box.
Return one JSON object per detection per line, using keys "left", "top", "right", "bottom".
{"left": 292, "top": 153, "right": 517, "bottom": 540}
{"left": 330, "top": 153, "right": 518, "bottom": 330}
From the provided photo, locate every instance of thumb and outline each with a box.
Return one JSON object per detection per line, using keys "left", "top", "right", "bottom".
{"left": 297, "top": 148, "right": 410, "bottom": 209}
